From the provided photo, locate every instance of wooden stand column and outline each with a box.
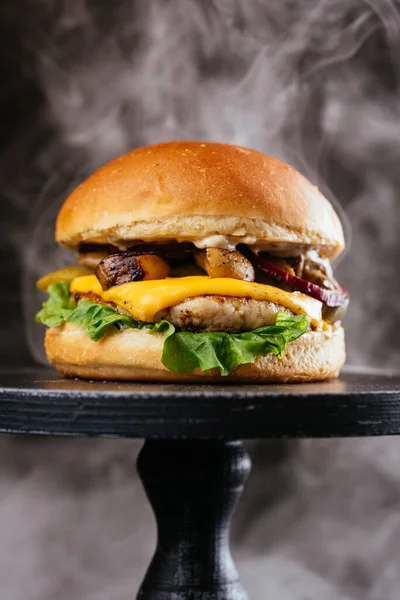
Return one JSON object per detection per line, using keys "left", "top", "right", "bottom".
{"left": 136, "top": 440, "right": 251, "bottom": 600}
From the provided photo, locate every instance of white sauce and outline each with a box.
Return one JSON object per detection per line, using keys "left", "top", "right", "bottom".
{"left": 193, "top": 235, "right": 256, "bottom": 251}
{"left": 105, "top": 235, "right": 321, "bottom": 257}
{"left": 193, "top": 235, "right": 311, "bottom": 257}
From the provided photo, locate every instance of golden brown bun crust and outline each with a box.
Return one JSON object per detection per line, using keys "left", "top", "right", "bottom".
{"left": 56, "top": 141, "right": 344, "bottom": 258}
{"left": 45, "top": 324, "right": 345, "bottom": 383}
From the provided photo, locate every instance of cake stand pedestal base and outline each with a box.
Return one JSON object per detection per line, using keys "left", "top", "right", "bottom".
{"left": 137, "top": 440, "right": 251, "bottom": 600}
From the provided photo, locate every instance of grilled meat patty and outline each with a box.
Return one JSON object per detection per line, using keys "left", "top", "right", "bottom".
{"left": 74, "top": 292, "right": 292, "bottom": 333}
{"left": 156, "top": 295, "right": 292, "bottom": 333}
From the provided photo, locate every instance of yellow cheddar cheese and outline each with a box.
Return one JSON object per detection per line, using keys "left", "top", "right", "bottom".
{"left": 70, "top": 275, "right": 323, "bottom": 327}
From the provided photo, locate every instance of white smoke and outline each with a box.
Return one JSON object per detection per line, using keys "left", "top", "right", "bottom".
{"left": 2, "top": 5, "right": 400, "bottom": 599}
{"left": 6, "top": 0, "right": 398, "bottom": 366}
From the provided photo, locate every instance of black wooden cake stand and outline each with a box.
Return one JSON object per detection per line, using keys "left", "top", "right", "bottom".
{"left": 1, "top": 367, "right": 400, "bottom": 600}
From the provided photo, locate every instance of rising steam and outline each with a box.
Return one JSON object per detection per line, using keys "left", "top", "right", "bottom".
{"left": 6, "top": 0, "right": 399, "bottom": 366}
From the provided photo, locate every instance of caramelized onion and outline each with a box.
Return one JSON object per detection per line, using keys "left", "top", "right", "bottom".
{"left": 240, "top": 246, "right": 348, "bottom": 307}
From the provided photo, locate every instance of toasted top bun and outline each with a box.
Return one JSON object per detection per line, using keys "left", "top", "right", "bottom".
{"left": 56, "top": 141, "right": 345, "bottom": 258}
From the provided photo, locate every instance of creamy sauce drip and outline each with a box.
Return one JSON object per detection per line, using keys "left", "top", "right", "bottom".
{"left": 193, "top": 235, "right": 312, "bottom": 257}
{"left": 105, "top": 235, "right": 322, "bottom": 257}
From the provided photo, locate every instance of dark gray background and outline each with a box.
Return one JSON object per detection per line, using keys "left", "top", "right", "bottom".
{"left": 1, "top": 1, "right": 400, "bottom": 598}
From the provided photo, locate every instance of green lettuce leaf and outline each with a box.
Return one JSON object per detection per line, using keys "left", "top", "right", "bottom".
{"left": 66, "top": 299, "right": 146, "bottom": 341}
{"left": 36, "top": 282, "right": 145, "bottom": 341}
{"left": 159, "top": 312, "right": 309, "bottom": 375}
{"left": 151, "top": 319, "right": 176, "bottom": 337}
{"left": 36, "top": 281, "right": 309, "bottom": 374}
{"left": 35, "top": 282, "right": 77, "bottom": 327}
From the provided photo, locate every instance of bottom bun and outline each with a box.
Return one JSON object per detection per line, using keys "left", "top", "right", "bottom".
{"left": 45, "top": 323, "right": 345, "bottom": 383}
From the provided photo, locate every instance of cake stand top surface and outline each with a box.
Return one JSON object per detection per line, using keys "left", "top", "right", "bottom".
{"left": 0, "top": 367, "right": 399, "bottom": 439}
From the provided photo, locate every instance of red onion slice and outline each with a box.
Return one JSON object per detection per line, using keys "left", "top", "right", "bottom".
{"left": 241, "top": 246, "right": 348, "bottom": 307}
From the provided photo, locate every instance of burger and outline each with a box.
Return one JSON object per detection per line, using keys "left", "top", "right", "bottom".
{"left": 36, "top": 141, "right": 348, "bottom": 382}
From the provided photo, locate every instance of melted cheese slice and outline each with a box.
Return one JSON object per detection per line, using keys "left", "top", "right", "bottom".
{"left": 70, "top": 275, "right": 323, "bottom": 327}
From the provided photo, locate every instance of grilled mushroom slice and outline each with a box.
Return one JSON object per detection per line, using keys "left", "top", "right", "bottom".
{"left": 195, "top": 248, "right": 255, "bottom": 281}
{"left": 95, "top": 252, "right": 170, "bottom": 290}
